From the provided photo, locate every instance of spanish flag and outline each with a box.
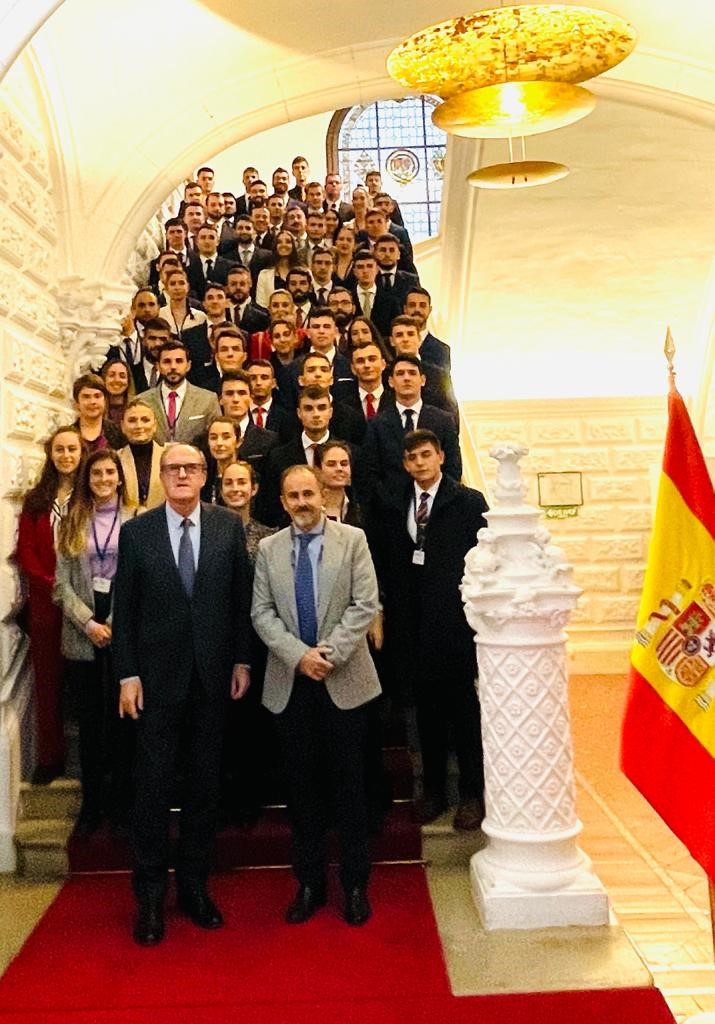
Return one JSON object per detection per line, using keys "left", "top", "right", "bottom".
{"left": 621, "top": 386, "right": 715, "bottom": 877}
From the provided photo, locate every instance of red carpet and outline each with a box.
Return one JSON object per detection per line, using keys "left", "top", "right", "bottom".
{"left": 0, "top": 866, "right": 675, "bottom": 1023}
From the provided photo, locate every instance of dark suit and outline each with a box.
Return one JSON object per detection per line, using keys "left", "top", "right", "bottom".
{"left": 237, "top": 422, "right": 279, "bottom": 480}
{"left": 113, "top": 502, "right": 252, "bottom": 893}
{"left": 352, "top": 286, "right": 402, "bottom": 341}
{"left": 372, "top": 476, "right": 488, "bottom": 801}
{"left": 324, "top": 200, "right": 354, "bottom": 222}
{"left": 278, "top": 401, "right": 366, "bottom": 446}
{"left": 420, "top": 332, "right": 451, "bottom": 372}
{"left": 340, "top": 385, "right": 392, "bottom": 421}
{"left": 356, "top": 403, "right": 462, "bottom": 509}
{"left": 377, "top": 269, "right": 419, "bottom": 308}
{"left": 187, "top": 255, "right": 234, "bottom": 300}
{"left": 230, "top": 300, "right": 269, "bottom": 336}
{"left": 258, "top": 435, "right": 344, "bottom": 527}
{"left": 284, "top": 350, "right": 355, "bottom": 408}
{"left": 181, "top": 323, "right": 220, "bottom": 393}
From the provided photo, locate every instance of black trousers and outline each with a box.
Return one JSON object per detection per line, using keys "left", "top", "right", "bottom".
{"left": 66, "top": 645, "right": 133, "bottom": 818}
{"left": 414, "top": 635, "right": 484, "bottom": 801}
{"left": 274, "top": 676, "right": 370, "bottom": 891}
{"left": 132, "top": 667, "right": 225, "bottom": 897}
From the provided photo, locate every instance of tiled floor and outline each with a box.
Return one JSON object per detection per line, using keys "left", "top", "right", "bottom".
{"left": 570, "top": 673, "right": 714, "bottom": 1022}
{"left": 0, "top": 672, "right": 713, "bottom": 1022}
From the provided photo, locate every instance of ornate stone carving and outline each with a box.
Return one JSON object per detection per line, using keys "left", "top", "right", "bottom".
{"left": 56, "top": 278, "right": 133, "bottom": 376}
{"left": 461, "top": 443, "right": 608, "bottom": 929}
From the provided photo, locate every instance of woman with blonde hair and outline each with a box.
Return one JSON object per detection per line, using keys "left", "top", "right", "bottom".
{"left": 54, "top": 448, "right": 132, "bottom": 834}
{"left": 16, "top": 425, "right": 83, "bottom": 784}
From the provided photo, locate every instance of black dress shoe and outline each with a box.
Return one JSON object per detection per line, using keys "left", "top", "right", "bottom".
{"left": 285, "top": 884, "right": 326, "bottom": 924}
{"left": 344, "top": 886, "right": 371, "bottom": 926}
{"left": 177, "top": 887, "right": 224, "bottom": 929}
{"left": 133, "top": 899, "right": 165, "bottom": 946}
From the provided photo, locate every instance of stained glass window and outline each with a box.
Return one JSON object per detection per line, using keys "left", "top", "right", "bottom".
{"left": 332, "top": 96, "right": 446, "bottom": 242}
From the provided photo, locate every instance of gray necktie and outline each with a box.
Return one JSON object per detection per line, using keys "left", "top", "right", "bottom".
{"left": 178, "top": 518, "right": 195, "bottom": 598}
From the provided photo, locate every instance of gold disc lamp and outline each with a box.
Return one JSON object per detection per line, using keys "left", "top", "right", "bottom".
{"left": 387, "top": 5, "right": 637, "bottom": 188}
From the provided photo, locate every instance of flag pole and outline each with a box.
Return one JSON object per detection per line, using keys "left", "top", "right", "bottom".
{"left": 664, "top": 325, "right": 677, "bottom": 394}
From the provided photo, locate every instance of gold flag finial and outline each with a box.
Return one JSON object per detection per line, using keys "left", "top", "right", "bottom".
{"left": 664, "top": 326, "right": 676, "bottom": 391}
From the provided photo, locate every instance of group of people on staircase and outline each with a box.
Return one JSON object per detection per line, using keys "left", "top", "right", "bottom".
{"left": 15, "top": 157, "right": 488, "bottom": 945}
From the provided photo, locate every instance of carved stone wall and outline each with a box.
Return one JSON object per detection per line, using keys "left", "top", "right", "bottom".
{"left": 462, "top": 396, "right": 666, "bottom": 674}
{"left": 0, "top": 61, "right": 66, "bottom": 869}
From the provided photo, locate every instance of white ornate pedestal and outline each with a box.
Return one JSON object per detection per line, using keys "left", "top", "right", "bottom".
{"left": 461, "top": 444, "right": 609, "bottom": 930}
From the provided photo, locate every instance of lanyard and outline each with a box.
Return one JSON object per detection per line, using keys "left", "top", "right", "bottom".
{"left": 92, "top": 500, "right": 120, "bottom": 563}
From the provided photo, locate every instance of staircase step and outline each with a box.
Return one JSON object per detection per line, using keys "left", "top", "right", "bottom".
{"left": 15, "top": 819, "right": 74, "bottom": 878}
{"left": 19, "top": 779, "right": 81, "bottom": 822}
{"left": 68, "top": 802, "right": 422, "bottom": 874}
{"left": 422, "top": 811, "right": 487, "bottom": 868}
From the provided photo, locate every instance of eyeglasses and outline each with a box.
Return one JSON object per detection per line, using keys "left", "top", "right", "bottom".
{"left": 161, "top": 463, "right": 205, "bottom": 476}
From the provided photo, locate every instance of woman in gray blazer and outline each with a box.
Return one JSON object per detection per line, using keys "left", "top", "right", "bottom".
{"left": 54, "top": 449, "right": 131, "bottom": 835}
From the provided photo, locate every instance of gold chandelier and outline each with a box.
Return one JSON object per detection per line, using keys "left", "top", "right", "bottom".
{"left": 387, "top": 5, "right": 637, "bottom": 189}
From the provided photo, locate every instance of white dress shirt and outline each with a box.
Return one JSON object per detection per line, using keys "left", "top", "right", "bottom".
{"left": 407, "top": 476, "right": 441, "bottom": 543}
{"left": 302, "top": 430, "right": 330, "bottom": 466}
{"left": 160, "top": 379, "right": 188, "bottom": 419}
{"left": 396, "top": 399, "right": 423, "bottom": 430}
{"left": 359, "top": 384, "right": 384, "bottom": 417}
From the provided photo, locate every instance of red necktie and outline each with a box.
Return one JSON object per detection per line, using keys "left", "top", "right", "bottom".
{"left": 254, "top": 406, "right": 265, "bottom": 429}
{"left": 295, "top": 308, "right": 304, "bottom": 329}
{"left": 167, "top": 390, "right": 178, "bottom": 431}
{"left": 365, "top": 393, "right": 377, "bottom": 420}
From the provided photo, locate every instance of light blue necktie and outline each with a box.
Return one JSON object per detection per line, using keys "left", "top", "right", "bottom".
{"left": 178, "top": 518, "right": 195, "bottom": 598}
{"left": 295, "top": 533, "right": 317, "bottom": 647}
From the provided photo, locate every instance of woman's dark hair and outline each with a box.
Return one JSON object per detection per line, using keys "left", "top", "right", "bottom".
{"left": 347, "top": 316, "right": 388, "bottom": 356}
{"left": 313, "top": 440, "right": 353, "bottom": 470}
{"left": 21, "top": 426, "right": 83, "bottom": 517}
{"left": 269, "top": 230, "right": 302, "bottom": 271}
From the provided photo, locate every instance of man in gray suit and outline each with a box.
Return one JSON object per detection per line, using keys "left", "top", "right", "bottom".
{"left": 136, "top": 341, "right": 220, "bottom": 445}
{"left": 252, "top": 465, "right": 380, "bottom": 926}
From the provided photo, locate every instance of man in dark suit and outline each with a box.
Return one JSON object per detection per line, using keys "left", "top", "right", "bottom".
{"left": 234, "top": 167, "right": 259, "bottom": 217}
{"left": 374, "top": 235, "right": 419, "bottom": 307}
{"left": 342, "top": 339, "right": 391, "bottom": 421}
{"left": 121, "top": 317, "right": 172, "bottom": 393}
{"left": 187, "top": 224, "right": 233, "bottom": 300}
{"left": 323, "top": 172, "right": 354, "bottom": 222}
{"left": 288, "top": 155, "right": 310, "bottom": 204}
{"left": 356, "top": 354, "right": 462, "bottom": 509}
{"left": 388, "top": 317, "right": 459, "bottom": 428}
{"left": 357, "top": 209, "right": 417, "bottom": 276}
{"left": 147, "top": 220, "right": 198, "bottom": 292}
{"left": 351, "top": 250, "right": 402, "bottom": 341}
{"left": 246, "top": 359, "right": 291, "bottom": 434}
{"left": 258, "top": 385, "right": 338, "bottom": 527}
{"left": 403, "top": 287, "right": 451, "bottom": 372}
{"left": 365, "top": 171, "right": 405, "bottom": 227}
{"left": 279, "top": 353, "right": 366, "bottom": 445}
{"left": 372, "top": 429, "right": 488, "bottom": 830}
{"left": 225, "top": 266, "right": 270, "bottom": 334}
{"left": 114, "top": 443, "right": 252, "bottom": 945}
{"left": 284, "top": 307, "right": 354, "bottom": 406}
{"left": 217, "top": 371, "right": 279, "bottom": 480}
{"left": 218, "top": 215, "right": 272, "bottom": 278}
{"left": 252, "top": 464, "right": 380, "bottom": 925}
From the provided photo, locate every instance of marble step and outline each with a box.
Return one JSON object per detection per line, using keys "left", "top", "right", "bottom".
{"left": 14, "top": 818, "right": 73, "bottom": 879}
{"left": 19, "top": 779, "right": 80, "bottom": 822}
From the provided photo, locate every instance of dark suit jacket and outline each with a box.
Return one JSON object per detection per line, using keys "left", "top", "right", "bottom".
{"left": 112, "top": 502, "right": 252, "bottom": 704}
{"left": 231, "top": 300, "right": 269, "bottom": 336}
{"left": 257, "top": 434, "right": 347, "bottom": 527}
{"left": 371, "top": 475, "right": 488, "bottom": 673}
{"left": 379, "top": 269, "right": 419, "bottom": 308}
{"left": 237, "top": 422, "right": 279, "bottom": 481}
{"left": 324, "top": 200, "right": 354, "bottom": 222}
{"left": 181, "top": 323, "right": 220, "bottom": 392}
{"left": 339, "top": 385, "right": 392, "bottom": 420}
{"left": 277, "top": 400, "right": 367, "bottom": 446}
{"left": 187, "top": 255, "right": 234, "bottom": 300}
{"left": 420, "top": 332, "right": 451, "bottom": 372}
{"left": 355, "top": 403, "right": 462, "bottom": 509}
{"left": 351, "top": 287, "right": 402, "bottom": 341}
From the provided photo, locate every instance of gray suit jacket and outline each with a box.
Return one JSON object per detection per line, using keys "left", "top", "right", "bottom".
{"left": 251, "top": 519, "right": 380, "bottom": 713}
{"left": 136, "top": 382, "right": 221, "bottom": 445}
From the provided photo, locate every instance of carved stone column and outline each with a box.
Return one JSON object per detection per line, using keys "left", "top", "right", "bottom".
{"left": 56, "top": 277, "right": 133, "bottom": 377}
{"left": 461, "top": 443, "right": 609, "bottom": 930}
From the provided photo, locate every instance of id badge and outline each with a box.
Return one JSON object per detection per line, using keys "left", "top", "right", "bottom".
{"left": 412, "top": 549, "right": 425, "bottom": 566}
{"left": 92, "top": 576, "right": 112, "bottom": 594}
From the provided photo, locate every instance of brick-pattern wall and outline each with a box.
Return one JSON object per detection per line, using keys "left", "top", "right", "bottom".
{"left": 461, "top": 397, "right": 667, "bottom": 673}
